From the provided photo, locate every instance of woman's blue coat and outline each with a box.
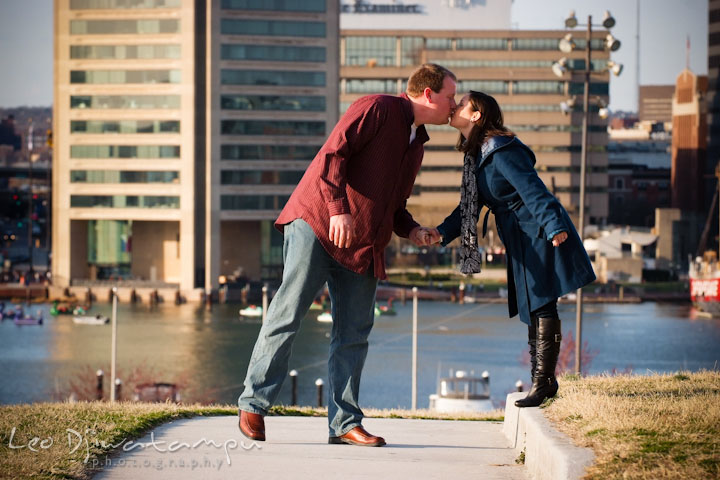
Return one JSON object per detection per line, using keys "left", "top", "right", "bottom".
{"left": 437, "top": 136, "right": 596, "bottom": 325}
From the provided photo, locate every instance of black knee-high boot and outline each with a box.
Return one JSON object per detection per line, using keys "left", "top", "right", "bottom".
{"left": 514, "top": 315, "right": 561, "bottom": 408}
{"left": 527, "top": 315, "right": 538, "bottom": 384}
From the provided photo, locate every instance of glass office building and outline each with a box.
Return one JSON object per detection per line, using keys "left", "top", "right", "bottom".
{"left": 339, "top": 28, "right": 611, "bottom": 231}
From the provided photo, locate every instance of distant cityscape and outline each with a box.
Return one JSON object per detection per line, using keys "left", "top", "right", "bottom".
{"left": 0, "top": 0, "right": 717, "bottom": 300}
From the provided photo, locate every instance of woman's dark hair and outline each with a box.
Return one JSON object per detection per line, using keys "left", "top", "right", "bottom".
{"left": 456, "top": 90, "right": 514, "bottom": 156}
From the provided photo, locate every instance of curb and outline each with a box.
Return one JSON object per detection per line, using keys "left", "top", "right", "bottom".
{"left": 503, "top": 392, "right": 594, "bottom": 480}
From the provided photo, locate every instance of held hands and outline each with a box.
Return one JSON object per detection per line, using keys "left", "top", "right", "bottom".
{"left": 329, "top": 213, "right": 354, "bottom": 248}
{"left": 551, "top": 231, "right": 568, "bottom": 247}
{"left": 410, "top": 226, "right": 442, "bottom": 247}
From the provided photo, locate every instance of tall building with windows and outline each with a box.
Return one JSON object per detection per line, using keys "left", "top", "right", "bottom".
{"left": 339, "top": 29, "right": 611, "bottom": 230}
{"left": 53, "top": 0, "right": 338, "bottom": 295}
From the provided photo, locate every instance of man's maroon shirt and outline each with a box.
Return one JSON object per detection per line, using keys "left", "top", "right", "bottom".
{"left": 276, "top": 93, "right": 430, "bottom": 280}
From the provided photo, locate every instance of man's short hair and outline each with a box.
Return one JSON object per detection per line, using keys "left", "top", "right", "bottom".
{"left": 406, "top": 63, "right": 456, "bottom": 98}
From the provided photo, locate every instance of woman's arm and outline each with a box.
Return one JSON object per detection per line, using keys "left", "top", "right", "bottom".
{"left": 435, "top": 204, "right": 462, "bottom": 246}
{"left": 494, "top": 146, "right": 568, "bottom": 240}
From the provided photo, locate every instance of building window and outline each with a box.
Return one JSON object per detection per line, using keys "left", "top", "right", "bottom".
{"left": 220, "top": 195, "right": 290, "bottom": 210}
{"left": 70, "top": 145, "right": 180, "bottom": 158}
{"left": 220, "top": 95, "right": 325, "bottom": 111}
{"left": 221, "top": 144, "right": 320, "bottom": 160}
{"left": 512, "top": 81, "right": 564, "bottom": 95}
{"left": 220, "top": 19, "right": 325, "bottom": 37}
{"left": 511, "top": 38, "right": 559, "bottom": 50}
{"left": 70, "top": 0, "right": 180, "bottom": 8}
{"left": 615, "top": 178, "right": 624, "bottom": 189}
{"left": 458, "top": 80, "right": 508, "bottom": 94}
{"left": 569, "top": 82, "right": 609, "bottom": 96}
{"left": 344, "top": 36, "right": 396, "bottom": 66}
{"left": 457, "top": 38, "right": 507, "bottom": 50}
{"left": 70, "top": 19, "right": 179, "bottom": 34}
{"left": 71, "top": 195, "right": 180, "bottom": 208}
{"left": 70, "top": 44, "right": 181, "bottom": 59}
{"left": 221, "top": 0, "right": 325, "bottom": 12}
{"left": 70, "top": 70, "right": 181, "bottom": 84}
{"left": 70, "top": 120, "right": 180, "bottom": 134}
{"left": 71, "top": 170, "right": 180, "bottom": 183}
{"left": 430, "top": 58, "right": 553, "bottom": 68}
{"left": 221, "top": 120, "right": 325, "bottom": 136}
{"left": 426, "top": 38, "right": 452, "bottom": 50}
{"left": 220, "top": 170, "right": 304, "bottom": 185}
{"left": 221, "top": 44, "right": 325, "bottom": 62}
{"left": 344, "top": 79, "right": 399, "bottom": 94}
{"left": 502, "top": 104, "right": 561, "bottom": 112}
{"left": 70, "top": 95, "right": 180, "bottom": 109}
{"left": 401, "top": 37, "right": 424, "bottom": 66}
{"left": 221, "top": 69, "right": 325, "bottom": 86}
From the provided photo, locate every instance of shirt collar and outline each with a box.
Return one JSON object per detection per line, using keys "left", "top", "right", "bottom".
{"left": 399, "top": 93, "right": 430, "bottom": 144}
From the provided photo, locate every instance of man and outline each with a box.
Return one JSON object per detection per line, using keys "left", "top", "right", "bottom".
{"left": 238, "top": 63, "right": 457, "bottom": 447}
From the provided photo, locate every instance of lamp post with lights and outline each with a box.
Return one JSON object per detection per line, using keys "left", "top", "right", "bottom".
{"left": 552, "top": 11, "right": 622, "bottom": 374}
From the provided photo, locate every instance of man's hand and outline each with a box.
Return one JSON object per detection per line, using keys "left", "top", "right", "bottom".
{"left": 410, "top": 227, "right": 442, "bottom": 246}
{"left": 551, "top": 231, "right": 568, "bottom": 247}
{"left": 329, "top": 214, "right": 354, "bottom": 248}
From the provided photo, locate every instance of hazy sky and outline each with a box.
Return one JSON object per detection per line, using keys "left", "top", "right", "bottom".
{"left": 0, "top": 0, "right": 709, "bottom": 112}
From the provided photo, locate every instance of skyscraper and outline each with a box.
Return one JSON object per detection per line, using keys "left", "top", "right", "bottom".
{"left": 53, "top": 0, "right": 339, "bottom": 297}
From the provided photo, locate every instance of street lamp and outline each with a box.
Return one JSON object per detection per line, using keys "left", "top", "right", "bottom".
{"left": 553, "top": 11, "right": 622, "bottom": 374}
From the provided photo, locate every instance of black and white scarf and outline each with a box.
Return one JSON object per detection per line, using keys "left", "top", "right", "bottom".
{"left": 459, "top": 151, "right": 483, "bottom": 274}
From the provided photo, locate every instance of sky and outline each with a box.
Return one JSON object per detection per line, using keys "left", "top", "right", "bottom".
{"left": 0, "top": 0, "right": 710, "bottom": 112}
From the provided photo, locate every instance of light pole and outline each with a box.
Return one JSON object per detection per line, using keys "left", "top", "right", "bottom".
{"left": 552, "top": 11, "right": 622, "bottom": 374}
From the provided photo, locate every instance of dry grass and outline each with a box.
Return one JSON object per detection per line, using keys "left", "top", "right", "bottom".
{"left": 544, "top": 371, "right": 720, "bottom": 480}
{"left": 0, "top": 402, "right": 501, "bottom": 480}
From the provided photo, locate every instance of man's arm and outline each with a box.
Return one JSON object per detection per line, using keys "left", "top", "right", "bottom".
{"left": 321, "top": 98, "right": 386, "bottom": 248}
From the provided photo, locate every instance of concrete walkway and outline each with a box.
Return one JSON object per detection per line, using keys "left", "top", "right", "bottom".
{"left": 94, "top": 416, "right": 530, "bottom": 480}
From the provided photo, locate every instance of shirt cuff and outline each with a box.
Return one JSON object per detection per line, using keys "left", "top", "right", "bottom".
{"left": 327, "top": 198, "right": 351, "bottom": 216}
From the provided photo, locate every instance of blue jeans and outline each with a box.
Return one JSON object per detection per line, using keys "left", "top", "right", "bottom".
{"left": 238, "top": 219, "right": 378, "bottom": 436}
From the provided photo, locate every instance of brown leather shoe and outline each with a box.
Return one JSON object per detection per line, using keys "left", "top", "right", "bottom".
{"left": 328, "top": 426, "right": 385, "bottom": 447}
{"left": 238, "top": 410, "right": 265, "bottom": 441}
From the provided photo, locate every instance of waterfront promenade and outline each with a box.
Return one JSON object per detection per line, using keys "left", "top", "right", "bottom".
{"left": 94, "top": 416, "right": 530, "bottom": 480}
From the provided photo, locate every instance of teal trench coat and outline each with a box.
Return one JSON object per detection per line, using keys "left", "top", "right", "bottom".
{"left": 437, "top": 136, "right": 596, "bottom": 325}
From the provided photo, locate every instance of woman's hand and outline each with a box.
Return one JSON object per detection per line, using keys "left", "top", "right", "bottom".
{"left": 551, "top": 231, "right": 568, "bottom": 247}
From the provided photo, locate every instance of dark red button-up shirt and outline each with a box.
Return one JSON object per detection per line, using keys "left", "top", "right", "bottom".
{"left": 276, "top": 93, "right": 429, "bottom": 280}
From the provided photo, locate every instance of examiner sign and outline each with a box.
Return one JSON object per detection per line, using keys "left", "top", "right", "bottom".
{"left": 341, "top": 1, "right": 422, "bottom": 14}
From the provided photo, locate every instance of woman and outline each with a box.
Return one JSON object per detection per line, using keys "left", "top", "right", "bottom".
{"left": 432, "top": 91, "right": 596, "bottom": 407}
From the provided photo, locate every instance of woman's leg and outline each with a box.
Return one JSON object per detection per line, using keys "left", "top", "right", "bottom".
{"left": 515, "top": 299, "right": 561, "bottom": 408}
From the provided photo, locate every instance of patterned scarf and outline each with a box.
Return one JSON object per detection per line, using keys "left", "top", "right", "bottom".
{"left": 459, "top": 151, "right": 483, "bottom": 274}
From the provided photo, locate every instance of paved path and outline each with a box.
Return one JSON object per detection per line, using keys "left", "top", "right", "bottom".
{"left": 94, "top": 416, "right": 530, "bottom": 479}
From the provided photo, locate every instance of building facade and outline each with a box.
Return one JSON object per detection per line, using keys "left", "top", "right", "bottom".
{"left": 638, "top": 85, "right": 674, "bottom": 124}
{"left": 339, "top": 28, "right": 612, "bottom": 231}
{"left": 53, "top": 0, "right": 339, "bottom": 295}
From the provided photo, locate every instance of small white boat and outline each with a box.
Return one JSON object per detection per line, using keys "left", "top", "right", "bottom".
{"left": 73, "top": 314, "right": 109, "bottom": 325}
{"left": 317, "top": 311, "right": 332, "bottom": 323}
{"left": 429, "top": 369, "right": 494, "bottom": 413}
{"left": 239, "top": 305, "right": 262, "bottom": 317}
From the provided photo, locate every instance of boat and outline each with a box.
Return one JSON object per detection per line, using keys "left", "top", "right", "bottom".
{"left": 428, "top": 369, "right": 494, "bottom": 413}
{"left": 690, "top": 251, "right": 720, "bottom": 316}
{"left": 13, "top": 310, "right": 44, "bottom": 326}
{"left": 73, "top": 314, "right": 110, "bottom": 325}
{"left": 309, "top": 299, "right": 325, "bottom": 311}
{"left": 50, "top": 300, "right": 75, "bottom": 316}
{"left": 374, "top": 298, "right": 396, "bottom": 316}
{"left": 317, "top": 311, "right": 332, "bottom": 323}
{"left": 1, "top": 305, "right": 24, "bottom": 322}
{"left": 239, "top": 305, "right": 263, "bottom": 318}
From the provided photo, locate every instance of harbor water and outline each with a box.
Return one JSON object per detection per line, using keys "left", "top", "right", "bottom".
{"left": 0, "top": 300, "right": 718, "bottom": 408}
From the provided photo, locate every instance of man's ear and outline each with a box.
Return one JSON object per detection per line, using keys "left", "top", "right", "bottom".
{"left": 423, "top": 87, "right": 433, "bottom": 103}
